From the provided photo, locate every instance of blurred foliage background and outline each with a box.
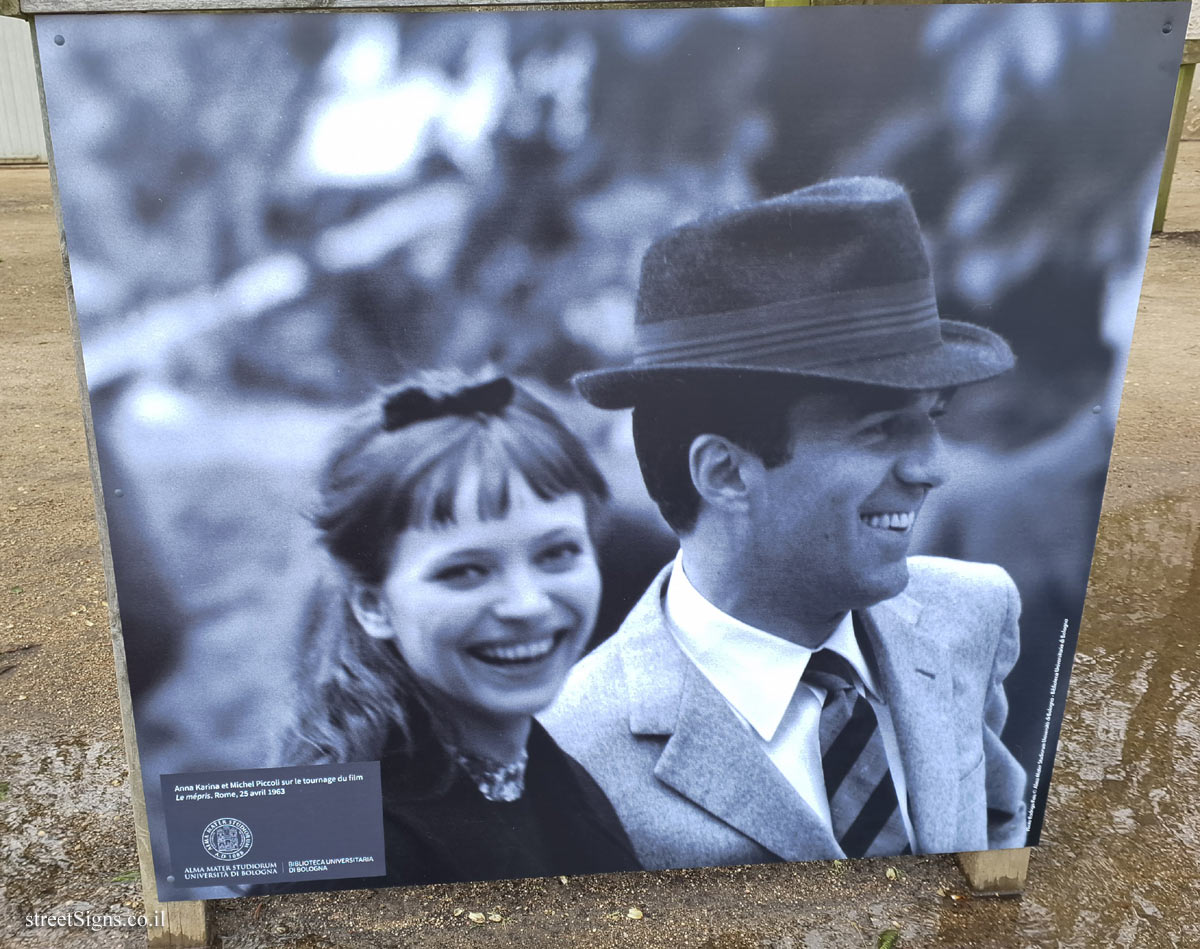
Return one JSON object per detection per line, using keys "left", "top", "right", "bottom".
{"left": 38, "top": 2, "right": 1181, "bottom": 873}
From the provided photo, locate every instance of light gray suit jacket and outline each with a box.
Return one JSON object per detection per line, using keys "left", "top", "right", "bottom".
{"left": 540, "top": 555, "right": 1028, "bottom": 870}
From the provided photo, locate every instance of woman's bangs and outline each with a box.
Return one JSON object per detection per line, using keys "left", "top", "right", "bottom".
{"left": 497, "top": 420, "right": 596, "bottom": 507}
{"left": 401, "top": 420, "right": 594, "bottom": 529}
{"left": 401, "top": 434, "right": 483, "bottom": 529}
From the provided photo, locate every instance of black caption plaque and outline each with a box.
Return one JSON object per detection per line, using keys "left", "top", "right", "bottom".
{"left": 161, "top": 762, "right": 385, "bottom": 886}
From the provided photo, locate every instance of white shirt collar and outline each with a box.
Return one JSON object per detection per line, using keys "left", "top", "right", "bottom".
{"left": 663, "top": 553, "right": 879, "bottom": 742}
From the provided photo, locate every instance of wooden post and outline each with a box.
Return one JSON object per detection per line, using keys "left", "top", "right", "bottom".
{"left": 1152, "top": 61, "right": 1196, "bottom": 232}
{"left": 956, "top": 847, "right": 1030, "bottom": 897}
{"left": 28, "top": 19, "right": 211, "bottom": 948}
{"left": 113, "top": 628, "right": 212, "bottom": 947}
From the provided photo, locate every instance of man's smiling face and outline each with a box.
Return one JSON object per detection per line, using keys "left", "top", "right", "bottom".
{"left": 746, "top": 384, "right": 951, "bottom": 624}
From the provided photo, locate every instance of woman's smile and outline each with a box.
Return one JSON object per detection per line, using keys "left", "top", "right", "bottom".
{"left": 467, "top": 630, "right": 569, "bottom": 666}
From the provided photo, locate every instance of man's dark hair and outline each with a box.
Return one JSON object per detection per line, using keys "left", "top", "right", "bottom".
{"left": 631, "top": 372, "right": 818, "bottom": 535}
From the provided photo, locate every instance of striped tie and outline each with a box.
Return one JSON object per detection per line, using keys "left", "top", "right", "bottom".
{"left": 802, "top": 646, "right": 911, "bottom": 858}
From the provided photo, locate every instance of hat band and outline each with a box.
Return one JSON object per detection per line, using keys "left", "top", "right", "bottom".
{"left": 633, "top": 278, "right": 942, "bottom": 370}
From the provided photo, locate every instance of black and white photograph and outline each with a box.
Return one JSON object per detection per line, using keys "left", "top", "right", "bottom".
{"left": 35, "top": 1, "right": 1186, "bottom": 899}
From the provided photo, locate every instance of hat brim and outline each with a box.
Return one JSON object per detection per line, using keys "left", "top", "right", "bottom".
{"left": 574, "top": 320, "right": 1015, "bottom": 409}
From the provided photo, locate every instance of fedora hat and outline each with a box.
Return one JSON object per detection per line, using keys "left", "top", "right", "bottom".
{"left": 574, "top": 177, "right": 1014, "bottom": 409}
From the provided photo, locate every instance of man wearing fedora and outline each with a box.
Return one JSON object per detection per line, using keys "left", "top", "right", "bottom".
{"left": 541, "top": 177, "right": 1028, "bottom": 869}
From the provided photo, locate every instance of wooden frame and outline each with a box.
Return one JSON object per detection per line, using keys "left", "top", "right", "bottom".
{"left": 1153, "top": 19, "right": 1199, "bottom": 231}
{"left": 3, "top": 0, "right": 1184, "bottom": 17}
{"left": 15, "top": 0, "right": 1189, "bottom": 943}
{"left": 23, "top": 18, "right": 213, "bottom": 946}
{"left": 8, "top": 0, "right": 740, "bottom": 11}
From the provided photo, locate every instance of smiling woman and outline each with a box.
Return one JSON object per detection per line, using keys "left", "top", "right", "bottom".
{"left": 278, "top": 371, "right": 640, "bottom": 886}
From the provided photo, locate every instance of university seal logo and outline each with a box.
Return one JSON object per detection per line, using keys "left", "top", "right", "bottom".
{"left": 202, "top": 817, "right": 253, "bottom": 861}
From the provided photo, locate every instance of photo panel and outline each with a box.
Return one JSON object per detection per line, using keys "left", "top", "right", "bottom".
{"left": 36, "top": 1, "right": 1187, "bottom": 898}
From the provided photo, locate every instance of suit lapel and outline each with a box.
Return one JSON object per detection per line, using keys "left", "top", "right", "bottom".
{"left": 655, "top": 663, "right": 841, "bottom": 861}
{"left": 618, "top": 568, "right": 840, "bottom": 862}
{"left": 863, "top": 591, "right": 958, "bottom": 853}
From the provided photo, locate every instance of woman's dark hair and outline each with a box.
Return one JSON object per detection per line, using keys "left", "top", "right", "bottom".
{"left": 280, "top": 370, "right": 608, "bottom": 778}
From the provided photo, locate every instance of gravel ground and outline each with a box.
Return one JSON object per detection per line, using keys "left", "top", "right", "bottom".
{"left": 3, "top": 146, "right": 1200, "bottom": 947}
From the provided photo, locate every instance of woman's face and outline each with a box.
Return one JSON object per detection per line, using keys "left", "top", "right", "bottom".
{"left": 369, "top": 476, "right": 601, "bottom": 744}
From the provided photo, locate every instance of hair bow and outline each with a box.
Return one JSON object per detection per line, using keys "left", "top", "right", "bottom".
{"left": 382, "top": 377, "right": 515, "bottom": 431}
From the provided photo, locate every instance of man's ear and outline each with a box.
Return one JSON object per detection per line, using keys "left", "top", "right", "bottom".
{"left": 688, "top": 434, "right": 757, "bottom": 515}
{"left": 349, "top": 584, "right": 394, "bottom": 641}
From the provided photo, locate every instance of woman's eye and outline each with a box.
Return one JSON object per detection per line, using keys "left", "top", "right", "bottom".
{"left": 432, "top": 563, "right": 489, "bottom": 587}
{"left": 536, "top": 540, "right": 583, "bottom": 570}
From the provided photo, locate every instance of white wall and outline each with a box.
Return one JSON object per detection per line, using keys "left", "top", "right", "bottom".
{"left": 0, "top": 17, "right": 47, "bottom": 163}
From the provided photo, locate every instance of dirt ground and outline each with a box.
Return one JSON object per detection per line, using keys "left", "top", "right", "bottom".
{"left": 4, "top": 144, "right": 1200, "bottom": 948}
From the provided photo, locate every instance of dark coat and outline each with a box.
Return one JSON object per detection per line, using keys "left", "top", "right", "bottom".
{"left": 375, "top": 720, "right": 641, "bottom": 886}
